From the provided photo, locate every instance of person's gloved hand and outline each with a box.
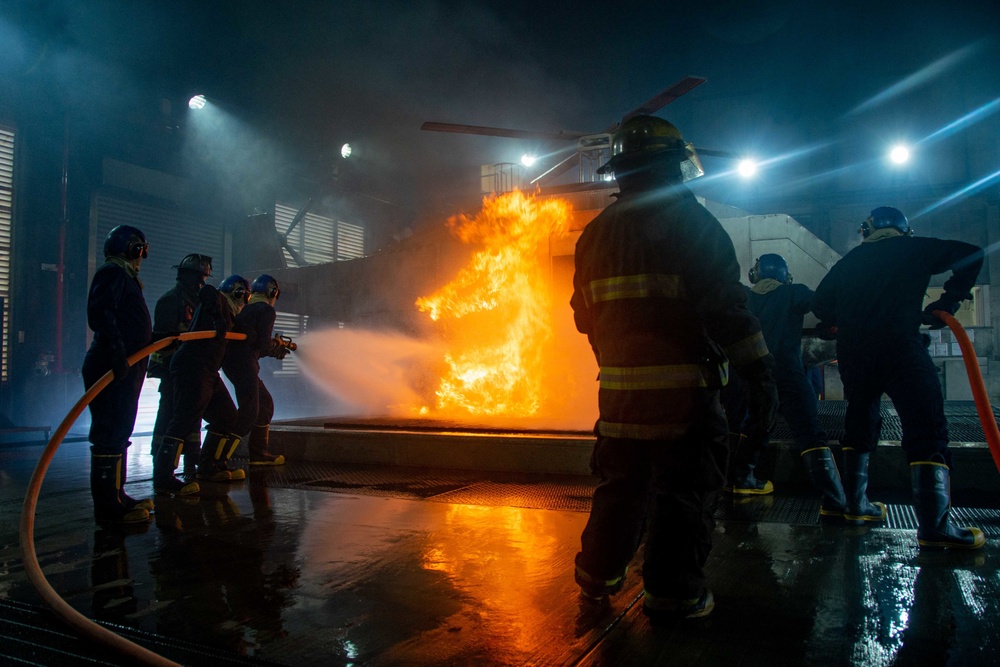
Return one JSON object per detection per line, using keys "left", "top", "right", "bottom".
{"left": 921, "top": 296, "right": 960, "bottom": 330}
{"left": 214, "top": 318, "right": 229, "bottom": 339}
{"left": 110, "top": 342, "right": 130, "bottom": 384}
{"left": 740, "top": 355, "right": 779, "bottom": 434}
{"left": 816, "top": 321, "right": 838, "bottom": 341}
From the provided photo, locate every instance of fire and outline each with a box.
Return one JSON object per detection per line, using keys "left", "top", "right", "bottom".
{"left": 415, "top": 190, "right": 571, "bottom": 417}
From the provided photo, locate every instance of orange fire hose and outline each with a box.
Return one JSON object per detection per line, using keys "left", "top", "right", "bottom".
{"left": 933, "top": 309, "right": 1000, "bottom": 473}
{"left": 19, "top": 330, "right": 246, "bottom": 667}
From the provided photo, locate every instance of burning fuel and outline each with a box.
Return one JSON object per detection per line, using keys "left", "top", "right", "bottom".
{"left": 415, "top": 191, "right": 571, "bottom": 418}
{"left": 295, "top": 189, "right": 600, "bottom": 430}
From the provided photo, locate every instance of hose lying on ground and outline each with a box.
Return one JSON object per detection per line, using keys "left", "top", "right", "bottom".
{"left": 934, "top": 309, "right": 1000, "bottom": 473}
{"left": 19, "top": 330, "right": 246, "bottom": 667}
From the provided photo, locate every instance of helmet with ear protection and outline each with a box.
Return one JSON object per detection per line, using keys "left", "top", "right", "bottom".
{"left": 749, "top": 254, "right": 792, "bottom": 284}
{"left": 219, "top": 275, "right": 250, "bottom": 304}
{"left": 250, "top": 274, "right": 280, "bottom": 300}
{"left": 104, "top": 225, "right": 148, "bottom": 260}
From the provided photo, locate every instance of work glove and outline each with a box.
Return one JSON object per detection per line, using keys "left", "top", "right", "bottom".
{"left": 214, "top": 317, "right": 229, "bottom": 340}
{"left": 815, "top": 321, "right": 838, "bottom": 341}
{"left": 739, "top": 355, "right": 779, "bottom": 434}
{"left": 921, "top": 296, "right": 960, "bottom": 330}
{"left": 110, "top": 342, "right": 130, "bottom": 384}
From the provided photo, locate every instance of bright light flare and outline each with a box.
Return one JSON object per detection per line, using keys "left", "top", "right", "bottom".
{"left": 341, "top": 143, "right": 352, "bottom": 159}
{"left": 737, "top": 159, "right": 758, "bottom": 178}
{"left": 521, "top": 154, "right": 537, "bottom": 167}
{"left": 889, "top": 145, "right": 911, "bottom": 164}
{"left": 415, "top": 191, "right": 571, "bottom": 417}
{"left": 188, "top": 94, "right": 206, "bottom": 110}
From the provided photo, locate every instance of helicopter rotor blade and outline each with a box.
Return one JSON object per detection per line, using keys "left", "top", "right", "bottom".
{"left": 284, "top": 243, "right": 308, "bottom": 268}
{"left": 616, "top": 76, "right": 707, "bottom": 127}
{"left": 421, "top": 121, "right": 584, "bottom": 142}
{"left": 694, "top": 147, "right": 739, "bottom": 159}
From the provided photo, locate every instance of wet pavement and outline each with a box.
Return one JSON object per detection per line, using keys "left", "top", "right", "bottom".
{"left": 3, "top": 435, "right": 1000, "bottom": 666}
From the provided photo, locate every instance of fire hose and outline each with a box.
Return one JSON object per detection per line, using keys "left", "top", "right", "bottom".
{"left": 19, "top": 330, "right": 246, "bottom": 667}
{"left": 933, "top": 309, "right": 1000, "bottom": 473}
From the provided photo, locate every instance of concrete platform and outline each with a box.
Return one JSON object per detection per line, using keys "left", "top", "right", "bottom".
{"left": 271, "top": 401, "right": 1000, "bottom": 502}
{"left": 4, "top": 431, "right": 1000, "bottom": 666}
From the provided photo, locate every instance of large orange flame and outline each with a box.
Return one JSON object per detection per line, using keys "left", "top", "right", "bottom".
{"left": 415, "top": 191, "right": 571, "bottom": 417}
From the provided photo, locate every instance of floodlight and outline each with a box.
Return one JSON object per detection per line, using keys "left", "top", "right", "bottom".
{"left": 341, "top": 143, "right": 352, "bottom": 159}
{"left": 737, "top": 159, "right": 758, "bottom": 178}
{"left": 889, "top": 145, "right": 910, "bottom": 164}
{"left": 188, "top": 95, "right": 206, "bottom": 110}
{"left": 520, "top": 154, "right": 537, "bottom": 167}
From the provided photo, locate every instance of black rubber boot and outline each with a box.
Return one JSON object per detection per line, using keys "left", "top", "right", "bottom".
{"left": 198, "top": 431, "right": 245, "bottom": 481}
{"left": 119, "top": 447, "right": 154, "bottom": 512}
{"left": 842, "top": 449, "right": 887, "bottom": 525}
{"left": 90, "top": 450, "right": 150, "bottom": 524}
{"left": 153, "top": 436, "right": 200, "bottom": 496}
{"left": 182, "top": 432, "right": 201, "bottom": 478}
{"left": 800, "top": 446, "right": 846, "bottom": 519}
{"left": 248, "top": 424, "right": 285, "bottom": 466}
{"left": 911, "top": 459, "right": 985, "bottom": 549}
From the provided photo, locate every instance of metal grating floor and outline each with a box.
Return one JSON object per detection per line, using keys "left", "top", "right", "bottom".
{"left": 769, "top": 400, "right": 1000, "bottom": 443}
{"left": 260, "top": 462, "right": 1000, "bottom": 536}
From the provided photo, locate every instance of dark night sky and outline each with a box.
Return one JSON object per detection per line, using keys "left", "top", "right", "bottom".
{"left": 2, "top": 0, "right": 999, "bottom": 222}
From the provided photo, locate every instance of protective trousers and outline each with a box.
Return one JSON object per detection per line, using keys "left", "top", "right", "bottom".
{"left": 838, "top": 337, "right": 951, "bottom": 464}
{"left": 577, "top": 395, "right": 728, "bottom": 601}
{"left": 82, "top": 357, "right": 144, "bottom": 456}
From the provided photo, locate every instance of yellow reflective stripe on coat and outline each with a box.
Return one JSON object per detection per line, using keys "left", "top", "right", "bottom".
{"left": 723, "top": 332, "right": 768, "bottom": 366}
{"left": 600, "top": 364, "right": 708, "bottom": 390}
{"left": 586, "top": 273, "right": 683, "bottom": 304}
{"left": 598, "top": 420, "right": 691, "bottom": 440}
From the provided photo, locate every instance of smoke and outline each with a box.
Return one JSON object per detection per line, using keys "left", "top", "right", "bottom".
{"left": 293, "top": 323, "right": 600, "bottom": 432}
{"left": 294, "top": 328, "right": 447, "bottom": 417}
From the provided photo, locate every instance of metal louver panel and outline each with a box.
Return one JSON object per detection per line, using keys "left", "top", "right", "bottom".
{"left": 93, "top": 193, "right": 225, "bottom": 311}
{"left": 0, "top": 127, "right": 13, "bottom": 381}
{"left": 337, "top": 221, "right": 365, "bottom": 260}
{"left": 275, "top": 203, "right": 335, "bottom": 266}
{"left": 272, "top": 310, "right": 308, "bottom": 376}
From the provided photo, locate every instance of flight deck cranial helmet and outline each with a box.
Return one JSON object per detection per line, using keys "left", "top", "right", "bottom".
{"left": 250, "top": 274, "right": 280, "bottom": 300}
{"left": 596, "top": 115, "right": 704, "bottom": 182}
{"left": 103, "top": 225, "right": 149, "bottom": 261}
{"left": 860, "top": 206, "right": 912, "bottom": 238}
{"left": 219, "top": 274, "right": 250, "bottom": 305}
{"left": 749, "top": 253, "right": 792, "bottom": 284}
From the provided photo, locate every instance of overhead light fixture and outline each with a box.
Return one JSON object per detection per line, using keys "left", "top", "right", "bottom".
{"left": 889, "top": 144, "right": 911, "bottom": 164}
{"left": 341, "top": 143, "right": 352, "bottom": 159}
{"left": 737, "top": 159, "right": 758, "bottom": 178}
{"left": 188, "top": 94, "right": 207, "bottom": 110}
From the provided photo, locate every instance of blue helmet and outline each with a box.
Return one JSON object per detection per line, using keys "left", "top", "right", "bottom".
{"left": 250, "top": 274, "right": 280, "bottom": 300}
{"left": 860, "top": 206, "right": 911, "bottom": 238}
{"left": 103, "top": 225, "right": 148, "bottom": 260}
{"left": 749, "top": 253, "right": 791, "bottom": 284}
{"left": 219, "top": 275, "right": 250, "bottom": 304}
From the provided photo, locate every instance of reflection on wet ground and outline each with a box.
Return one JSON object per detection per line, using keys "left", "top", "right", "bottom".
{"left": 2, "top": 437, "right": 999, "bottom": 665}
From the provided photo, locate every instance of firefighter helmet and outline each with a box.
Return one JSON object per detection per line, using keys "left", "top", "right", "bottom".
{"left": 749, "top": 254, "right": 792, "bottom": 284}
{"left": 597, "top": 115, "right": 704, "bottom": 181}
{"left": 250, "top": 274, "right": 280, "bottom": 300}
{"left": 174, "top": 253, "right": 213, "bottom": 277}
{"left": 103, "top": 225, "right": 148, "bottom": 260}
{"left": 219, "top": 275, "right": 250, "bottom": 304}
{"left": 860, "top": 206, "right": 911, "bottom": 238}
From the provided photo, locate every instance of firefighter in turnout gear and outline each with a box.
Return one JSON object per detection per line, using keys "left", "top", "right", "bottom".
{"left": 222, "top": 274, "right": 288, "bottom": 466}
{"left": 82, "top": 225, "right": 153, "bottom": 523}
{"left": 155, "top": 275, "right": 248, "bottom": 492}
{"left": 812, "top": 206, "right": 985, "bottom": 548}
{"left": 726, "top": 254, "right": 847, "bottom": 518}
{"left": 571, "top": 115, "right": 779, "bottom": 620}
{"left": 149, "top": 253, "right": 213, "bottom": 476}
